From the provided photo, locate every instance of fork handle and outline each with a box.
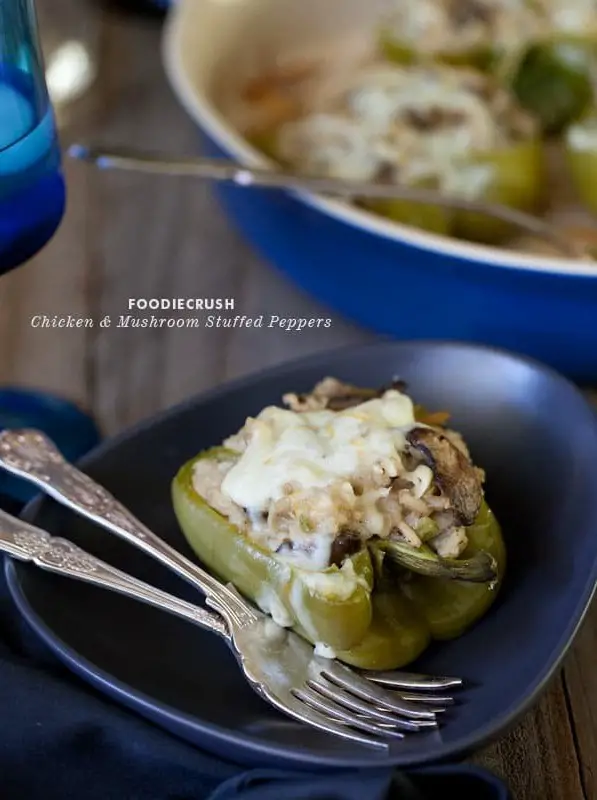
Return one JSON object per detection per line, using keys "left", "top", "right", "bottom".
{"left": 0, "top": 508, "right": 230, "bottom": 638}
{"left": 0, "top": 429, "right": 258, "bottom": 630}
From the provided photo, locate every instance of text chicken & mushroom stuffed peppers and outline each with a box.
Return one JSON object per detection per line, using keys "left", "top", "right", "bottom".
{"left": 171, "top": 379, "right": 506, "bottom": 670}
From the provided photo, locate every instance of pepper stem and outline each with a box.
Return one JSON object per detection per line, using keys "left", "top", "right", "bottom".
{"left": 374, "top": 540, "right": 498, "bottom": 583}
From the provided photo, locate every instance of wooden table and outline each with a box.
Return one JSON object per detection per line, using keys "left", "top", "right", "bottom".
{"left": 3, "top": 5, "right": 595, "bottom": 798}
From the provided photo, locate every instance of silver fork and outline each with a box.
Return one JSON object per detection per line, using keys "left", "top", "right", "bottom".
{"left": 0, "top": 509, "right": 448, "bottom": 751}
{"left": 0, "top": 428, "right": 463, "bottom": 749}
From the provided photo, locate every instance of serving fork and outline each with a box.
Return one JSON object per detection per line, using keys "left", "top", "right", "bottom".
{"left": 0, "top": 428, "right": 463, "bottom": 750}
{"left": 68, "top": 144, "right": 585, "bottom": 258}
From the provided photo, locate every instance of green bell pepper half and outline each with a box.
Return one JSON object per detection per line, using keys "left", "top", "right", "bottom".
{"left": 172, "top": 449, "right": 506, "bottom": 670}
{"left": 172, "top": 449, "right": 374, "bottom": 654}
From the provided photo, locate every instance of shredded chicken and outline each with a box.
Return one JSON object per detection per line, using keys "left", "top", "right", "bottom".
{"left": 429, "top": 526, "right": 469, "bottom": 558}
{"left": 191, "top": 456, "right": 247, "bottom": 530}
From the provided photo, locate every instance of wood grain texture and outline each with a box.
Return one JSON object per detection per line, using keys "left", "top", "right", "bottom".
{"left": 563, "top": 392, "right": 597, "bottom": 800}
{"left": 84, "top": 11, "right": 373, "bottom": 430}
{"left": 473, "top": 680, "right": 585, "bottom": 800}
{"left": 1, "top": 3, "right": 595, "bottom": 798}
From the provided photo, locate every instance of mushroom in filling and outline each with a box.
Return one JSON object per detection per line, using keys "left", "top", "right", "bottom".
{"left": 406, "top": 426, "right": 484, "bottom": 526}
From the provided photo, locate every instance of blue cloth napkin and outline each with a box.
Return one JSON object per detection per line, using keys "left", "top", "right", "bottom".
{"left": 0, "top": 596, "right": 511, "bottom": 800}
{"left": 0, "top": 391, "right": 511, "bottom": 800}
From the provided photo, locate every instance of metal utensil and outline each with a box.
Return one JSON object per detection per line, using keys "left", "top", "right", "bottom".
{"left": 67, "top": 143, "right": 582, "bottom": 258}
{"left": 0, "top": 428, "right": 462, "bottom": 750}
{"left": 0, "top": 509, "right": 439, "bottom": 750}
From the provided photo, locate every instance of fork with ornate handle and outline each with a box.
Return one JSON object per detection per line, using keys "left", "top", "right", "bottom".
{"left": 0, "top": 428, "right": 463, "bottom": 750}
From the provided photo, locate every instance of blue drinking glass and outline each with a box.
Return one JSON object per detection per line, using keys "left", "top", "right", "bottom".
{"left": 0, "top": 0, "right": 65, "bottom": 275}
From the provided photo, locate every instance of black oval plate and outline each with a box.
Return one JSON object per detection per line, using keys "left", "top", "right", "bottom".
{"left": 6, "top": 341, "right": 597, "bottom": 770}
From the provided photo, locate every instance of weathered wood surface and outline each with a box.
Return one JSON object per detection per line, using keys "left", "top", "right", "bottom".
{"left": 1, "top": 6, "right": 595, "bottom": 798}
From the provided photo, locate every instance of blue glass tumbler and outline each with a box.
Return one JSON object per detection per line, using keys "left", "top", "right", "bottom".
{"left": 0, "top": 0, "right": 65, "bottom": 275}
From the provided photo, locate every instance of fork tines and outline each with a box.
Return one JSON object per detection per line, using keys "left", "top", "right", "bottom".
{"left": 285, "top": 658, "right": 463, "bottom": 749}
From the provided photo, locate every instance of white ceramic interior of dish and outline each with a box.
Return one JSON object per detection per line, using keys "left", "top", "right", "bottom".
{"left": 163, "top": 0, "right": 597, "bottom": 278}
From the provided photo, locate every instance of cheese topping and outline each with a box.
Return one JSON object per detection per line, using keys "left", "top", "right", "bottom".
{"left": 275, "top": 64, "right": 531, "bottom": 200}
{"left": 213, "top": 389, "right": 424, "bottom": 570}
{"left": 536, "top": 0, "right": 597, "bottom": 32}
{"left": 567, "top": 117, "right": 597, "bottom": 152}
{"left": 385, "top": 0, "right": 597, "bottom": 52}
{"left": 314, "top": 642, "right": 337, "bottom": 659}
{"left": 220, "top": 389, "right": 416, "bottom": 512}
{"left": 298, "top": 557, "right": 370, "bottom": 601}
{"left": 384, "top": 0, "right": 540, "bottom": 52}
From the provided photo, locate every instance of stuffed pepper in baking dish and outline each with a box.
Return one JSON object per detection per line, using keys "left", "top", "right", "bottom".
{"left": 247, "top": 63, "right": 544, "bottom": 243}
{"left": 172, "top": 378, "right": 506, "bottom": 670}
{"left": 379, "top": 0, "right": 597, "bottom": 134}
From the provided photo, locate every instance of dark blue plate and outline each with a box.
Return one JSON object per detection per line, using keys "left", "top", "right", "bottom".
{"left": 6, "top": 341, "right": 597, "bottom": 770}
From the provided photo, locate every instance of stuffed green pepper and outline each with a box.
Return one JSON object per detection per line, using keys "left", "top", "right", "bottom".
{"left": 245, "top": 63, "right": 544, "bottom": 243}
{"left": 172, "top": 377, "right": 506, "bottom": 670}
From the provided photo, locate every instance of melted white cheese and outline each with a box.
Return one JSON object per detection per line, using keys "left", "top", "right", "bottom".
{"left": 277, "top": 532, "right": 334, "bottom": 572}
{"left": 387, "top": 0, "right": 448, "bottom": 45}
{"left": 298, "top": 557, "right": 368, "bottom": 601}
{"left": 347, "top": 66, "right": 497, "bottom": 151}
{"left": 314, "top": 642, "right": 337, "bottom": 659}
{"left": 385, "top": 0, "right": 545, "bottom": 50}
{"left": 220, "top": 390, "right": 416, "bottom": 512}
{"left": 276, "top": 64, "right": 503, "bottom": 199}
{"left": 255, "top": 586, "right": 294, "bottom": 627}
{"left": 277, "top": 113, "right": 380, "bottom": 181}
{"left": 567, "top": 118, "right": 597, "bottom": 152}
{"left": 406, "top": 464, "right": 435, "bottom": 498}
{"left": 544, "top": 0, "right": 597, "bottom": 31}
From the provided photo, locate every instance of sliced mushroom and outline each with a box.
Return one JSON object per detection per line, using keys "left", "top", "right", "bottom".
{"left": 329, "top": 529, "right": 362, "bottom": 567}
{"left": 406, "top": 427, "right": 483, "bottom": 526}
{"left": 403, "top": 107, "right": 467, "bottom": 131}
{"left": 325, "top": 387, "right": 379, "bottom": 411}
{"left": 447, "top": 0, "right": 493, "bottom": 27}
